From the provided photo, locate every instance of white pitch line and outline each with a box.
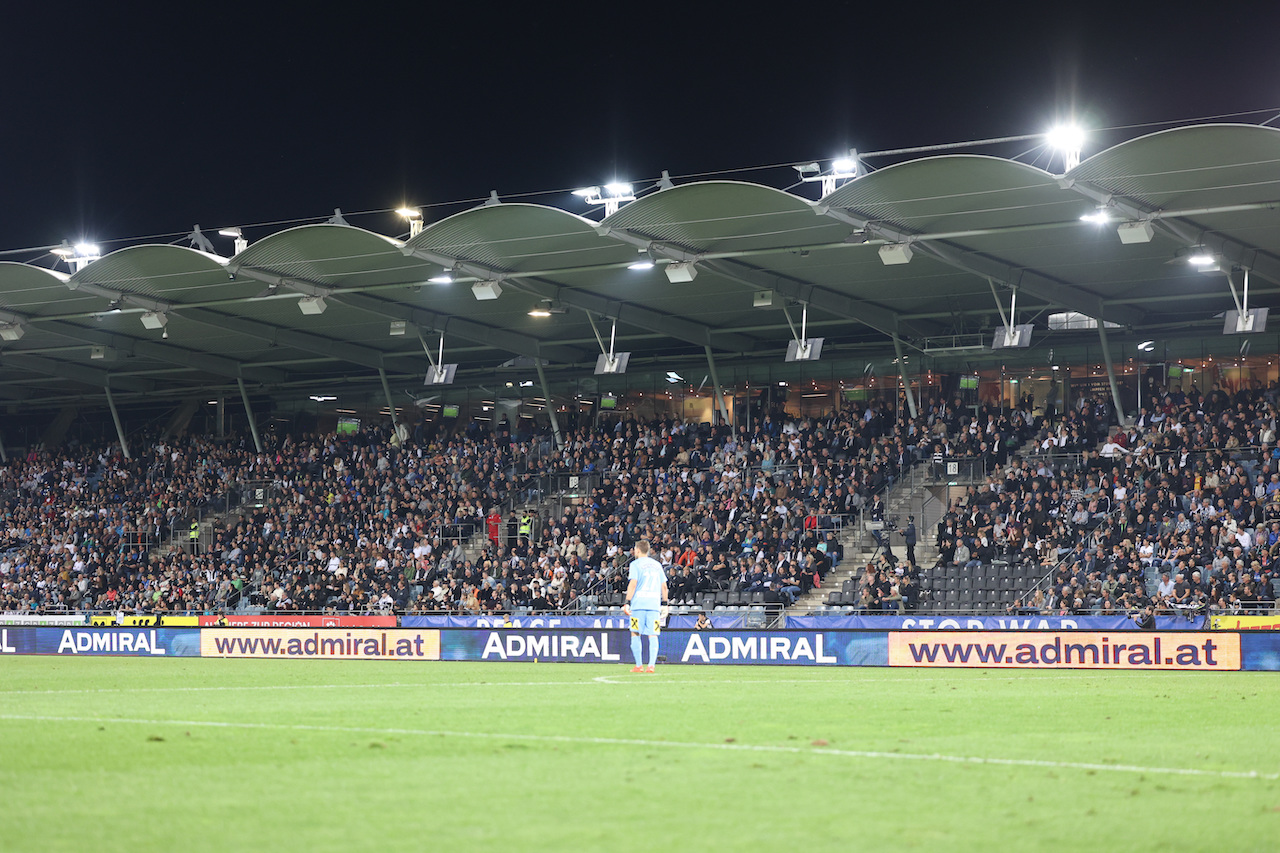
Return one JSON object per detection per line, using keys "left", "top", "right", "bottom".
{"left": 2, "top": 713, "right": 1274, "bottom": 782}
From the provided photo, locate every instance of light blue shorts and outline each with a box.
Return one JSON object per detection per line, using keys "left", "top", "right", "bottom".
{"left": 629, "top": 609, "right": 661, "bottom": 636}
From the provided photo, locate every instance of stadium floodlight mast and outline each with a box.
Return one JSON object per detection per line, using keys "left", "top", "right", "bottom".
{"left": 217, "top": 227, "right": 249, "bottom": 254}
{"left": 1046, "top": 124, "right": 1086, "bottom": 172}
{"left": 397, "top": 207, "right": 424, "bottom": 238}
{"left": 52, "top": 241, "right": 101, "bottom": 273}
{"left": 572, "top": 182, "right": 635, "bottom": 216}
{"left": 794, "top": 150, "right": 859, "bottom": 196}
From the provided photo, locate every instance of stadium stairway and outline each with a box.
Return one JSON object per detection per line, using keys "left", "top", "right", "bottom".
{"left": 791, "top": 471, "right": 939, "bottom": 612}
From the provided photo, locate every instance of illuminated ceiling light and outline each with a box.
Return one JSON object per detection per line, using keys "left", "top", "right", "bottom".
{"left": 140, "top": 311, "right": 168, "bottom": 330}
{"left": 665, "top": 371, "right": 684, "bottom": 383}
{"left": 1186, "top": 247, "right": 1216, "bottom": 267}
{"left": 427, "top": 273, "right": 454, "bottom": 284}
{"left": 309, "top": 395, "right": 337, "bottom": 402}
{"left": 298, "top": 295, "right": 327, "bottom": 315}
{"left": 1079, "top": 208, "right": 1111, "bottom": 224}
{"left": 878, "top": 243, "right": 914, "bottom": 265}
{"left": 527, "top": 306, "right": 551, "bottom": 318}
{"left": 397, "top": 207, "right": 424, "bottom": 238}
{"left": 1137, "top": 340, "right": 1155, "bottom": 353}
{"left": 627, "top": 260, "right": 654, "bottom": 270}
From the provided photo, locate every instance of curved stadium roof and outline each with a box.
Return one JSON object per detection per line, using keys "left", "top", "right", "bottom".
{"left": 1, "top": 123, "right": 1278, "bottom": 409}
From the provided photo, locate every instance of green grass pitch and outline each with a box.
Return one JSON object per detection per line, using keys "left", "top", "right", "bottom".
{"left": 2, "top": 659, "right": 1277, "bottom": 852}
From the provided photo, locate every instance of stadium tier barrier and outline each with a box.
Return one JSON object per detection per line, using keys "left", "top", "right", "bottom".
{"left": 4, "top": 626, "right": 1279, "bottom": 671}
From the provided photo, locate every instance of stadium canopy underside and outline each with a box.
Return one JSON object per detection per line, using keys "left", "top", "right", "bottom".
{"left": 1, "top": 123, "right": 1279, "bottom": 413}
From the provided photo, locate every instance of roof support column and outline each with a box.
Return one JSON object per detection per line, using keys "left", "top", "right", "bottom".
{"left": 237, "top": 378, "right": 263, "bottom": 454}
{"left": 105, "top": 387, "right": 130, "bottom": 460}
{"left": 534, "top": 359, "right": 563, "bottom": 449}
{"left": 1095, "top": 323, "right": 1126, "bottom": 428}
{"left": 892, "top": 333, "right": 918, "bottom": 419}
{"left": 704, "top": 345, "right": 731, "bottom": 427}
{"left": 378, "top": 368, "right": 398, "bottom": 428}
{"left": 0, "top": 428, "right": 7, "bottom": 463}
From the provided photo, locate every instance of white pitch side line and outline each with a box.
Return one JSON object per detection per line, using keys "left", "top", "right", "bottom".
{"left": 2, "top": 713, "right": 1274, "bottom": 782}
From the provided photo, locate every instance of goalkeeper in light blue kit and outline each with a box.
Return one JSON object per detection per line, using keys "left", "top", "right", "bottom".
{"left": 623, "top": 539, "right": 668, "bottom": 673}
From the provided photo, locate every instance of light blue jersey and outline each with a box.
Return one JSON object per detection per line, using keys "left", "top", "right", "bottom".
{"left": 628, "top": 555, "right": 667, "bottom": 611}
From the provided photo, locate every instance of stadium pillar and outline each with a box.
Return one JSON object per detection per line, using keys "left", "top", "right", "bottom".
{"left": 237, "top": 378, "right": 263, "bottom": 453}
{"left": 104, "top": 386, "right": 130, "bottom": 460}
{"left": 892, "top": 333, "right": 917, "bottom": 418}
{"left": 1095, "top": 323, "right": 1126, "bottom": 426}
{"left": 704, "top": 345, "right": 731, "bottom": 426}
{"left": 0, "top": 429, "right": 7, "bottom": 462}
{"left": 216, "top": 395, "right": 225, "bottom": 438}
{"left": 378, "top": 368, "right": 398, "bottom": 428}
{"left": 534, "top": 359, "right": 563, "bottom": 448}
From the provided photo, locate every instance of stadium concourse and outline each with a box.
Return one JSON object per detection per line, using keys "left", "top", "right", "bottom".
{"left": 3, "top": 120, "right": 1280, "bottom": 622}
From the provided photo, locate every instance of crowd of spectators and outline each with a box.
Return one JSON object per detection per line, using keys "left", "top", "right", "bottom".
{"left": 6, "top": 380, "right": 1277, "bottom": 620}
{"left": 908, "top": 383, "right": 1279, "bottom": 617}
{"left": 1, "top": 395, "right": 931, "bottom": 617}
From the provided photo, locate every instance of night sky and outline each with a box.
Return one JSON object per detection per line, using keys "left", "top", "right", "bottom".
{"left": 3, "top": 2, "right": 1278, "bottom": 256}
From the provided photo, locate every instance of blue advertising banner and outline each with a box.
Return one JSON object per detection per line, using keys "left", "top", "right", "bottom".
{"left": 0, "top": 626, "right": 201, "bottom": 657}
{"left": 1240, "top": 632, "right": 1280, "bottom": 671}
{"left": 784, "top": 614, "right": 1206, "bottom": 631}
{"left": 437, "top": 628, "right": 890, "bottom": 667}
{"left": 440, "top": 629, "right": 629, "bottom": 662}
{"left": 663, "top": 631, "right": 888, "bottom": 667}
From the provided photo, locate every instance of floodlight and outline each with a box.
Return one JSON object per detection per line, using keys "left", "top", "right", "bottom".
{"left": 628, "top": 260, "right": 654, "bottom": 270}
{"left": 140, "top": 311, "right": 168, "bottom": 330}
{"left": 298, "top": 296, "right": 327, "bottom": 315}
{"left": 0, "top": 323, "right": 24, "bottom": 341}
{"left": 831, "top": 157, "right": 856, "bottom": 174}
{"left": 604, "top": 182, "right": 633, "bottom": 197}
{"left": 428, "top": 273, "right": 454, "bottom": 284}
{"left": 665, "top": 262, "right": 698, "bottom": 283}
{"left": 74, "top": 242, "right": 100, "bottom": 258}
{"left": 217, "top": 227, "right": 242, "bottom": 238}
{"left": 397, "top": 207, "right": 424, "bottom": 237}
{"left": 51, "top": 243, "right": 75, "bottom": 258}
{"left": 471, "top": 281, "right": 503, "bottom": 300}
{"left": 753, "top": 290, "right": 774, "bottom": 308}
{"left": 1079, "top": 208, "right": 1110, "bottom": 224}
{"left": 1046, "top": 124, "right": 1085, "bottom": 152}
{"left": 389, "top": 320, "right": 406, "bottom": 336}
{"left": 1187, "top": 248, "right": 1216, "bottom": 266}
{"left": 572, "top": 187, "right": 599, "bottom": 198}
{"left": 1137, "top": 340, "right": 1155, "bottom": 352}
{"left": 793, "top": 162, "right": 820, "bottom": 176}
{"left": 1117, "top": 221, "right": 1154, "bottom": 244}
{"left": 528, "top": 307, "right": 551, "bottom": 317}
{"left": 878, "top": 243, "right": 914, "bottom": 265}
